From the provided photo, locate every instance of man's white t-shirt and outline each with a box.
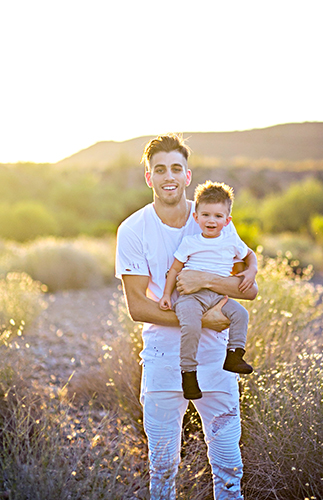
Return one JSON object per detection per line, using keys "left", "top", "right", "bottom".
{"left": 174, "top": 232, "right": 248, "bottom": 276}
{"left": 115, "top": 202, "right": 239, "bottom": 399}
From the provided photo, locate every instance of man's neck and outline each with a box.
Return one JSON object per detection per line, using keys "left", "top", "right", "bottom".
{"left": 153, "top": 198, "right": 191, "bottom": 228}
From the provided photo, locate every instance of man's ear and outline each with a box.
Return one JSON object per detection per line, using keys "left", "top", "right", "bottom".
{"left": 225, "top": 216, "right": 232, "bottom": 226}
{"left": 145, "top": 171, "right": 152, "bottom": 188}
{"left": 186, "top": 169, "right": 192, "bottom": 186}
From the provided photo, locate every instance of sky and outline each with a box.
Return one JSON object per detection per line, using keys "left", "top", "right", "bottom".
{"left": 0, "top": 0, "right": 322, "bottom": 163}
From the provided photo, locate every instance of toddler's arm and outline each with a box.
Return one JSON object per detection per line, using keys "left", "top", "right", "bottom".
{"left": 159, "top": 258, "right": 184, "bottom": 310}
{"left": 235, "top": 248, "right": 258, "bottom": 293}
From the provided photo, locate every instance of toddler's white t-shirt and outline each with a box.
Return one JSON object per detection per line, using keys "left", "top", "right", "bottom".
{"left": 174, "top": 232, "right": 248, "bottom": 276}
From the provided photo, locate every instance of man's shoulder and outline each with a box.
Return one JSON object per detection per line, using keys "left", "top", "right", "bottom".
{"left": 118, "top": 203, "right": 153, "bottom": 232}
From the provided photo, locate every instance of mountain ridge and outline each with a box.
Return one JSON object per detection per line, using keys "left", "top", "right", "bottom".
{"left": 55, "top": 122, "right": 323, "bottom": 168}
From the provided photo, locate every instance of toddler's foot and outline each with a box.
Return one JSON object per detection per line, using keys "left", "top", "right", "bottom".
{"left": 223, "top": 348, "right": 253, "bottom": 374}
{"left": 181, "top": 371, "right": 202, "bottom": 400}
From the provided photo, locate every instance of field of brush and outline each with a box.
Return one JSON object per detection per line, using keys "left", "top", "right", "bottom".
{"left": 0, "top": 238, "right": 322, "bottom": 499}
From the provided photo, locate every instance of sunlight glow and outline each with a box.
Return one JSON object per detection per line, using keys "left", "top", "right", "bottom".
{"left": 0, "top": 0, "right": 322, "bottom": 163}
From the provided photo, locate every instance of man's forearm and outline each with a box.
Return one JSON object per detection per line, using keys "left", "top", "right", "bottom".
{"left": 203, "top": 272, "right": 258, "bottom": 299}
{"left": 122, "top": 276, "right": 180, "bottom": 326}
{"left": 131, "top": 297, "right": 180, "bottom": 326}
{"left": 176, "top": 269, "right": 258, "bottom": 300}
{"left": 122, "top": 275, "right": 234, "bottom": 332}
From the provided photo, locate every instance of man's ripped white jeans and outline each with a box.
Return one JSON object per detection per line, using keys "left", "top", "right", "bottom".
{"left": 143, "top": 391, "right": 244, "bottom": 500}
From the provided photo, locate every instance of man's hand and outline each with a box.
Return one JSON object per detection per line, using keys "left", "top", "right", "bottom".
{"left": 176, "top": 269, "right": 207, "bottom": 295}
{"left": 201, "top": 296, "right": 230, "bottom": 331}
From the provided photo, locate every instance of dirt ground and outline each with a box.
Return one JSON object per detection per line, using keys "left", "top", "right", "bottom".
{"left": 5, "top": 272, "right": 323, "bottom": 394}
{"left": 4, "top": 281, "right": 124, "bottom": 395}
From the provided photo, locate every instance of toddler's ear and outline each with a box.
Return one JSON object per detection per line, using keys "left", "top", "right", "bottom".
{"left": 193, "top": 212, "right": 198, "bottom": 223}
{"left": 225, "top": 216, "right": 232, "bottom": 226}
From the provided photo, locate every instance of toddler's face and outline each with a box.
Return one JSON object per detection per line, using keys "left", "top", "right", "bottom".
{"left": 193, "top": 202, "right": 232, "bottom": 238}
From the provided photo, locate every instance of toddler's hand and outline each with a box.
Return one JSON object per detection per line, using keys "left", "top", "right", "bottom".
{"left": 159, "top": 295, "right": 172, "bottom": 310}
{"left": 235, "top": 267, "right": 257, "bottom": 293}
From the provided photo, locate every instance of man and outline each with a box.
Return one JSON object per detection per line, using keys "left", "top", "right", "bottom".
{"left": 115, "top": 134, "right": 258, "bottom": 499}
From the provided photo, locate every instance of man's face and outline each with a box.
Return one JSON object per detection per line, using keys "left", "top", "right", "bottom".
{"left": 193, "top": 202, "right": 232, "bottom": 238}
{"left": 145, "top": 151, "right": 191, "bottom": 206}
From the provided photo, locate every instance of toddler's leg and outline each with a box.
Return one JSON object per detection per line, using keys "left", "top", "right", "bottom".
{"left": 174, "top": 294, "right": 207, "bottom": 399}
{"left": 174, "top": 295, "right": 205, "bottom": 372}
{"left": 221, "top": 299, "right": 253, "bottom": 374}
{"left": 221, "top": 299, "right": 249, "bottom": 350}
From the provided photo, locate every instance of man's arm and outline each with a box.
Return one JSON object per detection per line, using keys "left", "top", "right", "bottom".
{"left": 122, "top": 274, "right": 230, "bottom": 330}
{"left": 122, "top": 275, "right": 180, "bottom": 326}
{"left": 176, "top": 268, "right": 258, "bottom": 300}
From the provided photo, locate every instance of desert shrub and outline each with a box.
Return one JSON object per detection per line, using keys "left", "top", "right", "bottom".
{"left": 10, "top": 238, "right": 105, "bottom": 292}
{"left": 0, "top": 272, "right": 47, "bottom": 346}
{"left": 0, "top": 237, "right": 116, "bottom": 291}
{"left": 260, "top": 177, "right": 323, "bottom": 233}
{"left": 1, "top": 254, "right": 322, "bottom": 499}
{"left": 311, "top": 213, "right": 323, "bottom": 243}
{"left": 241, "top": 355, "right": 323, "bottom": 500}
{"left": 7, "top": 201, "right": 59, "bottom": 242}
{"left": 0, "top": 204, "right": 15, "bottom": 240}
{"left": 55, "top": 209, "right": 83, "bottom": 237}
{"left": 232, "top": 188, "right": 262, "bottom": 226}
{"left": 51, "top": 173, "right": 100, "bottom": 219}
{"left": 243, "top": 250, "right": 322, "bottom": 369}
{"left": 233, "top": 222, "right": 261, "bottom": 250}
{"left": 86, "top": 220, "right": 117, "bottom": 238}
{"left": 0, "top": 386, "right": 149, "bottom": 500}
{"left": 261, "top": 233, "right": 323, "bottom": 272}
{"left": 238, "top": 252, "right": 323, "bottom": 499}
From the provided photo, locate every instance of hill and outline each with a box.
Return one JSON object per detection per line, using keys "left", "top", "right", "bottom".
{"left": 55, "top": 122, "right": 323, "bottom": 168}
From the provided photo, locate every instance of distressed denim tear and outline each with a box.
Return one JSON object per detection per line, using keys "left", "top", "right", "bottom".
{"left": 211, "top": 407, "right": 238, "bottom": 436}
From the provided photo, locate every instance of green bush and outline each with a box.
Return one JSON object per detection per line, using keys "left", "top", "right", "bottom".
{"left": 0, "top": 203, "right": 15, "bottom": 240}
{"left": 8, "top": 201, "right": 59, "bottom": 242}
{"left": 232, "top": 189, "right": 262, "bottom": 227}
{"left": 260, "top": 178, "right": 323, "bottom": 233}
{"left": 243, "top": 250, "right": 321, "bottom": 368}
{"left": 261, "top": 233, "right": 323, "bottom": 272}
{"left": 233, "top": 222, "right": 261, "bottom": 250}
{"left": 311, "top": 213, "right": 323, "bottom": 243}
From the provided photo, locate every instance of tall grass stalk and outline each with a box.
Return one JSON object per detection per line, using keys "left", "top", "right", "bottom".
{"left": 0, "top": 254, "right": 322, "bottom": 499}
{"left": 0, "top": 272, "right": 47, "bottom": 347}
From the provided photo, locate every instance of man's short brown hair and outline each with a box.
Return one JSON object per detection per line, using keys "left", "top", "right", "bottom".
{"left": 141, "top": 133, "right": 191, "bottom": 171}
{"left": 194, "top": 180, "right": 234, "bottom": 214}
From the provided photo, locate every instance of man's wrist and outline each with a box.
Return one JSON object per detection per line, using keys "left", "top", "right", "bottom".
{"left": 205, "top": 272, "right": 223, "bottom": 289}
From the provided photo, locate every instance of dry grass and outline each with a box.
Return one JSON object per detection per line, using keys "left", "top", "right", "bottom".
{"left": 0, "top": 254, "right": 322, "bottom": 499}
{"left": 0, "top": 272, "right": 47, "bottom": 347}
{"left": 0, "top": 237, "right": 115, "bottom": 292}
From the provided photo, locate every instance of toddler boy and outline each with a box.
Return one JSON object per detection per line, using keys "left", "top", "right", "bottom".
{"left": 159, "top": 180, "right": 257, "bottom": 400}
